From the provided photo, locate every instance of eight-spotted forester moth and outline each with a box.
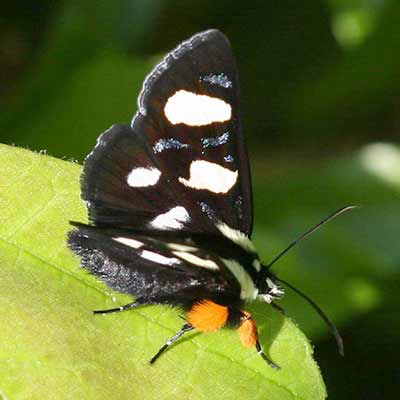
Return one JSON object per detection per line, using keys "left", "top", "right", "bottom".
{"left": 68, "top": 29, "right": 348, "bottom": 369}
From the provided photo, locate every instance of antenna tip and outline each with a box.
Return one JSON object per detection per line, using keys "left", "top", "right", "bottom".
{"left": 335, "top": 331, "right": 344, "bottom": 357}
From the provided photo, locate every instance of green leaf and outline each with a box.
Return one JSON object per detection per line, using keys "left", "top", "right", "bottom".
{"left": 0, "top": 144, "right": 326, "bottom": 400}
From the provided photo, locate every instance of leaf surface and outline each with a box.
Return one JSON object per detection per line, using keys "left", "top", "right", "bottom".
{"left": 0, "top": 144, "right": 326, "bottom": 400}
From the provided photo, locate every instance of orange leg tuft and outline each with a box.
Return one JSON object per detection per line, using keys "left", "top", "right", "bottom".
{"left": 237, "top": 311, "right": 258, "bottom": 347}
{"left": 238, "top": 311, "right": 280, "bottom": 369}
{"left": 187, "top": 300, "right": 229, "bottom": 332}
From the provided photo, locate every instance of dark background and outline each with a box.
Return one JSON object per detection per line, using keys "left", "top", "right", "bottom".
{"left": 1, "top": 1, "right": 399, "bottom": 398}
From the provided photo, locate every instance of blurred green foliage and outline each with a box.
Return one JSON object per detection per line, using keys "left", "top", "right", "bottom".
{"left": 1, "top": 1, "right": 399, "bottom": 399}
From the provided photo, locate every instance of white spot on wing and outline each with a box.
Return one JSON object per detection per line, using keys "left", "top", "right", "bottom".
{"left": 173, "top": 251, "right": 219, "bottom": 270}
{"left": 179, "top": 160, "right": 238, "bottom": 193}
{"left": 141, "top": 250, "right": 180, "bottom": 266}
{"left": 113, "top": 237, "right": 143, "bottom": 249}
{"left": 127, "top": 167, "right": 161, "bottom": 187}
{"left": 216, "top": 223, "right": 255, "bottom": 252}
{"left": 150, "top": 206, "right": 190, "bottom": 230}
{"left": 167, "top": 243, "right": 197, "bottom": 252}
{"left": 222, "top": 258, "right": 258, "bottom": 300}
{"left": 164, "top": 90, "right": 231, "bottom": 126}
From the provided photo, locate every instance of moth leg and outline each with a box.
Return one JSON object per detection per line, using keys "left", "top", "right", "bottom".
{"left": 93, "top": 299, "right": 145, "bottom": 315}
{"left": 238, "top": 310, "right": 280, "bottom": 370}
{"left": 150, "top": 323, "right": 194, "bottom": 364}
{"left": 256, "top": 340, "right": 280, "bottom": 370}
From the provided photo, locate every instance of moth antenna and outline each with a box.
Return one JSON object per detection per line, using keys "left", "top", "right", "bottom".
{"left": 265, "top": 205, "right": 357, "bottom": 270}
{"left": 276, "top": 277, "right": 344, "bottom": 356}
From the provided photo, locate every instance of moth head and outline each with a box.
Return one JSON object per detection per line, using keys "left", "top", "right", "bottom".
{"left": 256, "top": 273, "right": 284, "bottom": 303}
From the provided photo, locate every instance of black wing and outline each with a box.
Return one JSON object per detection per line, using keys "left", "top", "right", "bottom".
{"left": 68, "top": 224, "right": 241, "bottom": 308}
{"left": 82, "top": 29, "right": 253, "bottom": 236}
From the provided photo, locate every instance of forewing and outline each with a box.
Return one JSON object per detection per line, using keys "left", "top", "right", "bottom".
{"left": 83, "top": 124, "right": 173, "bottom": 229}
{"left": 82, "top": 29, "right": 253, "bottom": 236}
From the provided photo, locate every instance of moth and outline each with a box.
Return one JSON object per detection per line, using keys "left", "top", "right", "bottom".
{"left": 68, "top": 29, "right": 348, "bottom": 369}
